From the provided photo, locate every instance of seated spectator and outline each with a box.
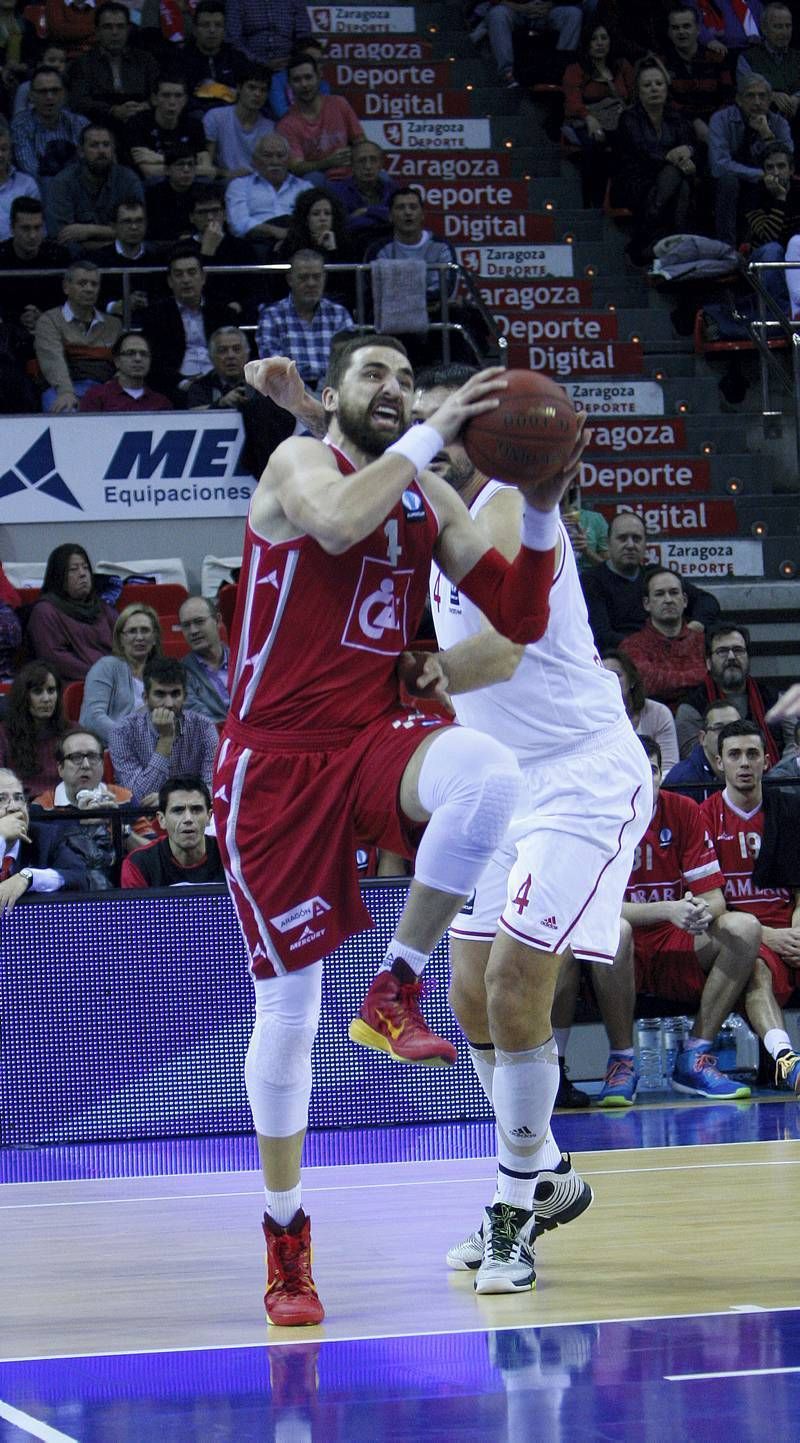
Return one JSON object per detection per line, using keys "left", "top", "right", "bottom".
{"left": 700, "top": 721, "right": 800, "bottom": 1094}
{"left": 31, "top": 725, "right": 139, "bottom": 887}
{"left": 187, "top": 186, "right": 256, "bottom": 271}
{"left": 27, "top": 543, "right": 116, "bottom": 683}
{"left": 675, "top": 621, "right": 788, "bottom": 763}
{"left": 561, "top": 23, "right": 635, "bottom": 205}
{"left": 34, "top": 257, "right": 121, "bottom": 412}
{"left": 66, "top": 4, "right": 158, "bottom": 131}
{"left": 580, "top": 511, "right": 721, "bottom": 651}
{"left": 203, "top": 65, "right": 274, "bottom": 180}
{"left": 571, "top": 734, "right": 757, "bottom": 1105}
{"left": 602, "top": 649, "right": 681, "bottom": 771}
{"left": 559, "top": 480, "right": 608, "bottom": 572}
{"left": 177, "top": 595, "right": 230, "bottom": 722}
{"left": 269, "top": 35, "right": 330, "bottom": 121}
{"left": 737, "top": 2, "right": 800, "bottom": 123}
{"left": 185, "top": 324, "right": 295, "bottom": 467}
{"left": 79, "top": 331, "right": 173, "bottom": 412}
{"left": 365, "top": 187, "right": 458, "bottom": 304}
{"left": 109, "top": 655, "right": 219, "bottom": 805}
{"left": 121, "top": 776, "right": 223, "bottom": 886}
{"left": 143, "top": 145, "right": 202, "bottom": 245}
{"left": 276, "top": 50, "right": 363, "bottom": 183}
{"left": 619, "top": 567, "right": 708, "bottom": 705}
{"left": 80, "top": 602, "right": 161, "bottom": 744}
{"left": 225, "top": 132, "right": 311, "bottom": 250}
{"left": 141, "top": 245, "right": 241, "bottom": 398}
{"left": 10, "top": 64, "right": 88, "bottom": 187}
{"left": 91, "top": 199, "right": 161, "bottom": 319}
{"left": 225, "top": 0, "right": 312, "bottom": 71}
{"left": 486, "top": 0, "right": 582, "bottom": 89}
{"left": 0, "top": 0, "right": 35, "bottom": 91}
{"left": 0, "top": 766, "right": 89, "bottom": 916}
{"left": 276, "top": 185, "right": 355, "bottom": 306}
{"left": 708, "top": 71, "right": 793, "bottom": 244}
{"left": 663, "top": 697, "right": 740, "bottom": 786}
{"left": 686, "top": 0, "right": 765, "bottom": 56}
{"left": 329, "top": 138, "right": 399, "bottom": 251}
{"left": 0, "top": 197, "right": 69, "bottom": 342}
{"left": 43, "top": 0, "right": 101, "bottom": 61}
{"left": 256, "top": 248, "right": 354, "bottom": 390}
{"left": 0, "top": 662, "right": 66, "bottom": 796}
{"left": 0, "top": 564, "right": 21, "bottom": 682}
{"left": 181, "top": 0, "right": 249, "bottom": 114}
{"left": 11, "top": 43, "right": 68, "bottom": 121}
{"left": 765, "top": 716, "right": 800, "bottom": 779}
{"left": 741, "top": 141, "right": 800, "bottom": 309}
{"left": 44, "top": 122, "right": 145, "bottom": 253}
{"left": 126, "top": 74, "right": 213, "bottom": 183}
{"left": 0, "top": 116, "right": 39, "bottom": 239}
{"left": 663, "top": 4, "right": 734, "bottom": 145}
{"left": 611, "top": 55, "right": 698, "bottom": 265}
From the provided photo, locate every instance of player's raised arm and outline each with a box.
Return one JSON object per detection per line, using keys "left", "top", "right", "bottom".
{"left": 249, "top": 349, "right": 507, "bottom": 555}
{"left": 425, "top": 417, "right": 589, "bottom": 646}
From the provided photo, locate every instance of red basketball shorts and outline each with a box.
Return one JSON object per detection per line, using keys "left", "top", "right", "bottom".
{"left": 758, "top": 943, "right": 795, "bottom": 1008}
{"left": 213, "top": 710, "right": 448, "bottom": 979}
{"left": 633, "top": 923, "right": 705, "bottom": 1001}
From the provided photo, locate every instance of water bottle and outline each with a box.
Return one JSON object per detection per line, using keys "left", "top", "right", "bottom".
{"left": 662, "top": 1016, "right": 690, "bottom": 1082}
{"left": 635, "top": 1017, "right": 664, "bottom": 1091}
{"left": 732, "top": 1015, "right": 760, "bottom": 1080}
{"left": 712, "top": 1020, "right": 737, "bottom": 1073}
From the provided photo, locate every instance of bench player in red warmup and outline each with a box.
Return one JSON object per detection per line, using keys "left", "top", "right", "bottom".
{"left": 214, "top": 335, "right": 584, "bottom": 1325}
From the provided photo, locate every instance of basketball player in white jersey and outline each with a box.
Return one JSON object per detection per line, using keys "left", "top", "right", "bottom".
{"left": 250, "top": 355, "right": 652, "bottom": 1298}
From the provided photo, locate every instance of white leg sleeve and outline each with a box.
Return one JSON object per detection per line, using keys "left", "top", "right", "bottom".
{"left": 414, "top": 726, "right": 522, "bottom": 895}
{"left": 244, "top": 963, "right": 323, "bottom": 1138}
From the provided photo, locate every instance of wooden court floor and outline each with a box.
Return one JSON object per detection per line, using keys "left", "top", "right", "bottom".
{"left": 2, "top": 1138, "right": 798, "bottom": 1359}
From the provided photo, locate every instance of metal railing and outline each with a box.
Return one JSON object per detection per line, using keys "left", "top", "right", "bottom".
{"left": 743, "top": 259, "right": 800, "bottom": 470}
{"left": 3, "top": 258, "right": 506, "bottom": 368}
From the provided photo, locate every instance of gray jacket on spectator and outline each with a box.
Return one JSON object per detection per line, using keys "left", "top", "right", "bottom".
{"left": 182, "top": 651, "right": 230, "bottom": 724}
{"left": 80, "top": 654, "right": 139, "bottom": 745}
{"left": 708, "top": 104, "right": 793, "bottom": 180}
{"left": 44, "top": 159, "right": 144, "bottom": 242}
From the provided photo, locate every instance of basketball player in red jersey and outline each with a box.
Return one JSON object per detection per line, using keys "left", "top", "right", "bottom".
{"left": 699, "top": 720, "right": 800, "bottom": 1096}
{"left": 214, "top": 335, "right": 586, "bottom": 1325}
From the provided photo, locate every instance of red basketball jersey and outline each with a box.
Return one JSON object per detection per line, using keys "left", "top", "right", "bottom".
{"left": 625, "top": 789, "right": 723, "bottom": 912}
{"left": 698, "top": 791, "right": 794, "bottom": 926}
{"left": 227, "top": 443, "right": 440, "bottom": 735}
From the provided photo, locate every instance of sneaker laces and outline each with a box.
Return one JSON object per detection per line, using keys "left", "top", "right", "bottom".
{"left": 394, "top": 979, "right": 429, "bottom": 1030}
{"left": 273, "top": 1234, "right": 316, "bottom": 1296}
{"left": 604, "top": 1057, "right": 634, "bottom": 1086}
{"left": 775, "top": 1051, "right": 800, "bottom": 1085}
{"left": 486, "top": 1205, "right": 528, "bottom": 1262}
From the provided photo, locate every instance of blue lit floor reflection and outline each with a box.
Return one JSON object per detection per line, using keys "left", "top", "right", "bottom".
{"left": 2, "top": 1310, "right": 799, "bottom": 1443}
{"left": 2, "top": 1095, "right": 799, "bottom": 1184}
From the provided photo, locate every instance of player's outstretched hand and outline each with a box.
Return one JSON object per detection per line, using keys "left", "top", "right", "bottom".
{"left": 427, "top": 366, "right": 507, "bottom": 445}
{"left": 520, "top": 413, "right": 590, "bottom": 513}
{"left": 766, "top": 684, "right": 800, "bottom": 723}
{"left": 397, "top": 650, "right": 453, "bottom": 709}
{"left": 244, "top": 356, "right": 306, "bottom": 413}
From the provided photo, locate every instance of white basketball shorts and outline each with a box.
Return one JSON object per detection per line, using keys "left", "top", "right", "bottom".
{"left": 449, "top": 717, "right": 652, "bottom": 965}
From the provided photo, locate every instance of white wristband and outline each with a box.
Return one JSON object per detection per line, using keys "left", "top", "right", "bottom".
{"left": 386, "top": 423, "right": 444, "bottom": 475}
{"left": 521, "top": 503, "right": 560, "bottom": 551}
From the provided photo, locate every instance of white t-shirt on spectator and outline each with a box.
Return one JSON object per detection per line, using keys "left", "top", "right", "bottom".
{"left": 203, "top": 106, "right": 275, "bottom": 174}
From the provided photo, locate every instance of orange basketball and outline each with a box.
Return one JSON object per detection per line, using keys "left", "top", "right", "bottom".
{"left": 463, "top": 369, "right": 578, "bottom": 486}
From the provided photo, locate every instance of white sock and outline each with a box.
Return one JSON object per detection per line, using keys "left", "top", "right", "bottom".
{"left": 378, "top": 939, "right": 428, "bottom": 976}
{"left": 468, "top": 1041, "right": 496, "bottom": 1104}
{"left": 534, "top": 1128, "right": 564, "bottom": 1172}
{"left": 553, "top": 1028, "right": 570, "bottom": 1058}
{"left": 764, "top": 1028, "right": 793, "bottom": 1059}
{"left": 265, "top": 1183, "right": 302, "bottom": 1227}
{"left": 492, "top": 1036, "right": 560, "bottom": 1212}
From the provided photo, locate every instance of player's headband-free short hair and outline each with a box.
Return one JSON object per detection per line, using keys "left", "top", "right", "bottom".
{"left": 716, "top": 720, "right": 766, "bottom": 752}
{"left": 415, "top": 363, "right": 477, "bottom": 391}
{"left": 158, "top": 775, "right": 212, "bottom": 812}
{"left": 324, "top": 333, "right": 409, "bottom": 390}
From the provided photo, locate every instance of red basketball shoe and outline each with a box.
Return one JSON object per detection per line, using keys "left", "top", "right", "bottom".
{"left": 348, "top": 970, "right": 457, "bottom": 1066}
{"left": 263, "top": 1209, "right": 325, "bottom": 1326}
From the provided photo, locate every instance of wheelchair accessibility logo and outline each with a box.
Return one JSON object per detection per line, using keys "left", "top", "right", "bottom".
{"left": 0, "top": 430, "right": 82, "bottom": 510}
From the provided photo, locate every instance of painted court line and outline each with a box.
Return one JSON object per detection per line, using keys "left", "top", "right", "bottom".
{"left": 3, "top": 1305, "right": 799, "bottom": 1365}
{"left": 666, "top": 1366, "right": 800, "bottom": 1381}
{"left": 1, "top": 1154, "right": 798, "bottom": 1211}
{"left": 0, "top": 1399, "right": 78, "bottom": 1442}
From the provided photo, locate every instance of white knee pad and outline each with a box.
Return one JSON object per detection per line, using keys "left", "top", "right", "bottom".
{"left": 414, "top": 727, "right": 522, "bottom": 896}
{"left": 244, "top": 964, "right": 323, "bottom": 1138}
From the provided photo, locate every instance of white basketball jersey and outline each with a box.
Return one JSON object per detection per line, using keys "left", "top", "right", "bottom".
{"left": 430, "top": 478, "right": 627, "bottom": 762}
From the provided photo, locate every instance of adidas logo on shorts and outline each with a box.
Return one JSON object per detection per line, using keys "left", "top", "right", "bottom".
{"left": 540, "top": 916, "right": 558, "bottom": 929}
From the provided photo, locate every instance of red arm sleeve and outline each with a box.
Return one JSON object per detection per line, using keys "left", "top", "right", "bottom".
{"left": 456, "top": 544, "right": 555, "bottom": 644}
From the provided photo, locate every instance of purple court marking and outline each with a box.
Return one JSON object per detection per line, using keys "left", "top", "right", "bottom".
{"left": 2, "top": 1097, "right": 799, "bottom": 1184}
{"left": 1, "top": 1310, "right": 799, "bottom": 1442}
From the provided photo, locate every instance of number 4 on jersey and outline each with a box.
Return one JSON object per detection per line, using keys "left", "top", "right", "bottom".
{"left": 512, "top": 874, "right": 532, "bottom": 914}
